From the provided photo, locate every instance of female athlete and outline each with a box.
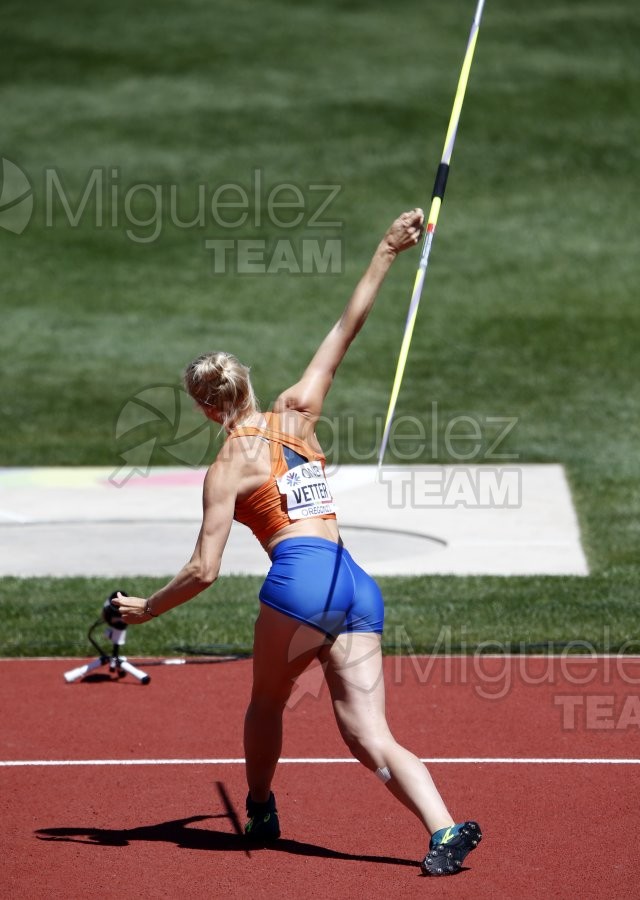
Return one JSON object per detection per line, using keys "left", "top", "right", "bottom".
{"left": 114, "top": 207, "right": 482, "bottom": 876}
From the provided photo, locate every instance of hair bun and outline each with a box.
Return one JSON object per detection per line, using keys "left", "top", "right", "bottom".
{"left": 183, "top": 351, "right": 258, "bottom": 429}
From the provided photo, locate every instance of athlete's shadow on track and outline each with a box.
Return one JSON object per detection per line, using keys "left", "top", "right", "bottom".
{"left": 35, "top": 815, "right": 417, "bottom": 869}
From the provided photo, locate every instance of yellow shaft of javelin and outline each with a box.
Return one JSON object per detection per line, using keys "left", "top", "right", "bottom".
{"left": 379, "top": 197, "right": 441, "bottom": 449}
{"left": 441, "top": 25, "right": 481, "bottom": 164}
{"left": 381, "top": 271, "right": 425, "bottom": 444}
{"left": 377, "top": 0, "right": 485, "bottom": 469}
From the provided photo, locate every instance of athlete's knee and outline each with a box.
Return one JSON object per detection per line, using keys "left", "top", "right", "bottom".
{"left": 339, "top": 726, "right": 389, "bottom": 770}
{"left": 244, "top": 696, "right": 287, "bottom": 745}
{"left": 249, "top": 679, "right": 294, "bottom": 712}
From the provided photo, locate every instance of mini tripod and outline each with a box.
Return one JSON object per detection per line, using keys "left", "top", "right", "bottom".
{"left": 63, "top": 592, "right": 151, "bottom": 685}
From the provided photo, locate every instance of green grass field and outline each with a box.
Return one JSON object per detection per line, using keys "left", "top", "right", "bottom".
{"left": 1, "top": 0, "right": 638, "bottom": 656}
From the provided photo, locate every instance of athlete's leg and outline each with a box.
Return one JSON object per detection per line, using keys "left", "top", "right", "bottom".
{"left": 245, "top": 602, "right": 327, "bottom": 802}
{"left": 320, "top": 632, "right": 454, "bottom": 835}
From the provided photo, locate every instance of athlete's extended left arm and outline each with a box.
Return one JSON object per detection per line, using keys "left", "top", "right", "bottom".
{"left": 113, "top": 461, "right": 236, "bottom": 623}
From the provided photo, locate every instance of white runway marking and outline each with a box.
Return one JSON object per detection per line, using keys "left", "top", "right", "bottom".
{"left": 2, "top": 757, "right": 639, "bottom": 768}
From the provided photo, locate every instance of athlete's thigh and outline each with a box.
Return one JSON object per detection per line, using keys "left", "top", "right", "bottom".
{"left": 251, "top": 602, "right": 328, "bottom": 703}
{"left": 320, "top": 632, "right": 389, "bottom": 736}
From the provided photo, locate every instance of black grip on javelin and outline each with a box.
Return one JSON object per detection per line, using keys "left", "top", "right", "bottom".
{"left": 431, "top": 162, "right": 450, "bottom": 200}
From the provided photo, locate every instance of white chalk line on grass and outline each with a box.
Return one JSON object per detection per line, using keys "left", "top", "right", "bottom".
{"left": 2, "top": 757, "right": 640, "bottom": 768}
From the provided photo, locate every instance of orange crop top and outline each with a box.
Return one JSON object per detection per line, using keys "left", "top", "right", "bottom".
{"left": 230, "top": 412, "right": 337, "bottom": 547}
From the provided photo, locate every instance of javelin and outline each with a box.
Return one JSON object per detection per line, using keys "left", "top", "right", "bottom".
{"left": 377, "top": 0, "right": 487, "bottom": 469}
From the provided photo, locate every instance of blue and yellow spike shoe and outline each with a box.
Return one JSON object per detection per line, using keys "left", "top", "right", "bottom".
{"left": 420, "top": 821, "right": 482, "bottom": 876}
{"left": 244, "top": 792, "right": 281, "bottom": 844}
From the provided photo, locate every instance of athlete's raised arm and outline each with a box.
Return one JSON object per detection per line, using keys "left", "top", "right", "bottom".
{"left": 274, "top": 208, "right": 424, "bottom": 422}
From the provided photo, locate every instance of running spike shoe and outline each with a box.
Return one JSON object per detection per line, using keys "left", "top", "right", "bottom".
{"left": 420, "top": 820, "right": 483, "bottom": 876}
{"left": 244, "top": 791, "right": 281, "bottom": 843}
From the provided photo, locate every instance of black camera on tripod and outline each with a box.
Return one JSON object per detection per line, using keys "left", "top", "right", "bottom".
{"left": 63, "top": 589, "right": 150, "bottom": 685}
{"left": 102, "top": 591, "right": 128, "bottom": 630}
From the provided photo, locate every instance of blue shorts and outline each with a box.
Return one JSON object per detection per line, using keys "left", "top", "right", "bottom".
{"left": 259, "top": 537, "right": 384, "bottom": 637}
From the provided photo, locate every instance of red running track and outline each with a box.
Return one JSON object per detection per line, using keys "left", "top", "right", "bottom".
{"left": 1, "top": 656, "right": 639, "bottom": 899}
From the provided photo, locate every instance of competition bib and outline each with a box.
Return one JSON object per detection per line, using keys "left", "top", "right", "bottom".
{"left": 276, "top": 460, "right": 337, "bottom": 520}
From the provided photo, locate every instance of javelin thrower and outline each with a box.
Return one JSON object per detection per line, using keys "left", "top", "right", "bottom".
{"left": 114, "top": 208, "right": 482, "bottom": 875}
{"left": 115, "top": 0, "right": 487, "bottom": 876}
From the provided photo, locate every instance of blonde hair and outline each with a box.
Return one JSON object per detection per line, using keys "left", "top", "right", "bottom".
{"left": 183, "top": 351, "right": 258, "bottom": 429}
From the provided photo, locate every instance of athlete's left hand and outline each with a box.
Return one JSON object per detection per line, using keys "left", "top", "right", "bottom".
{"left": 111, "top": 591, "right": 155, "bottom": 624}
